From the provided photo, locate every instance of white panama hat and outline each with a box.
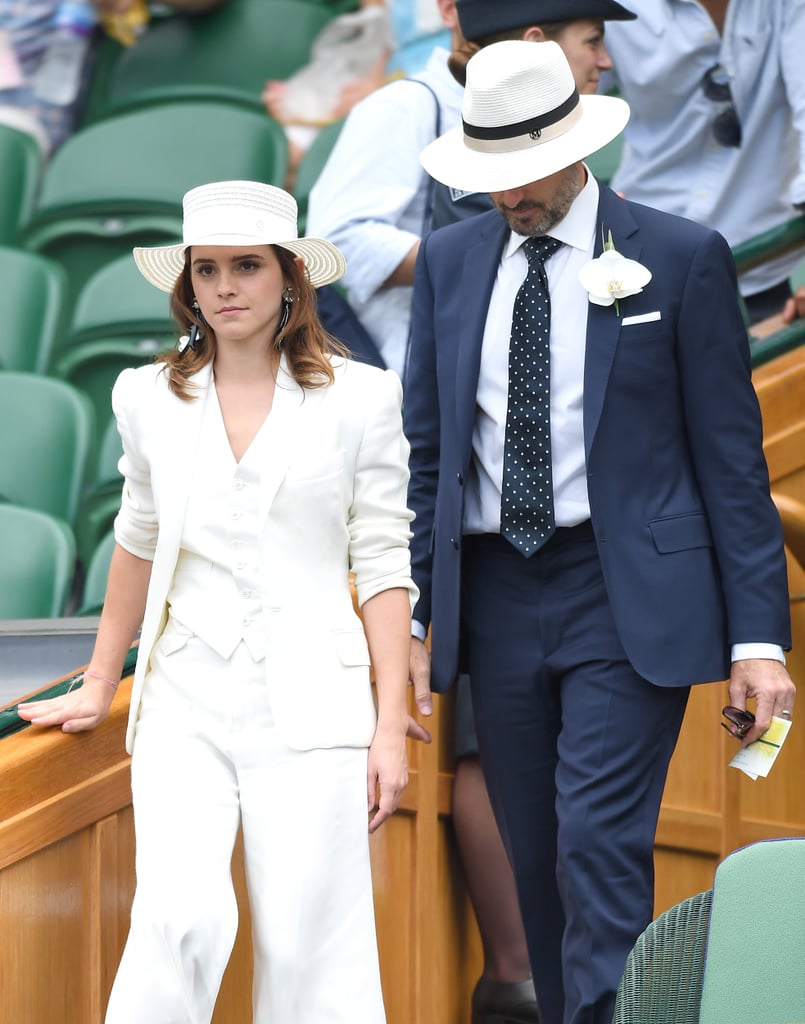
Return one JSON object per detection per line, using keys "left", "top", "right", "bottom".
{"left": 420, "top": 40, "right": 631, "bottom": 194}
{"left": 133, "top": 180, "right": 346, "bottom": 292}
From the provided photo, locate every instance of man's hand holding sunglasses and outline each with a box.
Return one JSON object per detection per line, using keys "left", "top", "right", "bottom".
{"left": 724, "top": 658, "right": 796, "bottom": 744}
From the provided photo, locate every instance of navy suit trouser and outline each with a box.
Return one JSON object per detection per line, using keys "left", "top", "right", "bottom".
{"left": 461, "top": 524, "right": 689, "bottom": 1024}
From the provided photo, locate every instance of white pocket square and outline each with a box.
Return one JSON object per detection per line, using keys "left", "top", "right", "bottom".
{"left": 622, "top": 311, "right": 661, "bottom": 326}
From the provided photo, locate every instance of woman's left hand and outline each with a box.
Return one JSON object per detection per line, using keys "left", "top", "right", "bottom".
{"left": 367, "top": 723, "right": 408, "bottom": 833}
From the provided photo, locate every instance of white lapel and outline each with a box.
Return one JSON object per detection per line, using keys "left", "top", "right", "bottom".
{"left": 257, "top": 353, "right": 327, "bottom": 525}
{"left": 157, "top": 361, "right": 213, "bottom": 556}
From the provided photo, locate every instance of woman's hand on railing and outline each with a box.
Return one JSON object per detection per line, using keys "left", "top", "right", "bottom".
{"left": 16, "top": 673, "right": 118, "bottom": 734}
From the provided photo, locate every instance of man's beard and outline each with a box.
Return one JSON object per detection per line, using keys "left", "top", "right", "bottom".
{"left": 497, "top": 166, "right": 583, "bottom": 236}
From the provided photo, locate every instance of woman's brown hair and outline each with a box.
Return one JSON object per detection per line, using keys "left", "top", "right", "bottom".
{"left": 158, "top": 246, "right": 348, "bottom": 400}
{"left": 448, "top": 22, "right": 573, "bottom": 86}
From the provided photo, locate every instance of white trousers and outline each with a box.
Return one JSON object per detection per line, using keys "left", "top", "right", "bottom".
{"left": 105, "top": 624, "right": 386, "bottom": 1024}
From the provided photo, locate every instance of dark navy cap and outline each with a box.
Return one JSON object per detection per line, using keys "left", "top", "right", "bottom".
{"left": 456, "top": 0, "right": 637, "bottom": 39}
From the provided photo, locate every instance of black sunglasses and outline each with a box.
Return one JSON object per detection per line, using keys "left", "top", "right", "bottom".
{"left": 701, "top": 65, "right": 742, "bottom": 148}
{"left": 721, "top": 705, "right": 755, "bottom": 739}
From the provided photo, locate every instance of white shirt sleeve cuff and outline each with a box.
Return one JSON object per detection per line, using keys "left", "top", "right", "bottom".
{"left": 411, "top": 620, "right": 428, "bottom": 642}
{"left": 731, "top": 643, "right": 786, "bottom": 664}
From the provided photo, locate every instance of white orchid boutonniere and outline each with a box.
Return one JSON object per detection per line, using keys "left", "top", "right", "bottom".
{"left": 579, "top": 229, "right": 652, "bottom": 316}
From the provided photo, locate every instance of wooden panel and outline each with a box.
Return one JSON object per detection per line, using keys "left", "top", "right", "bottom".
{"left": 0, "top": 833, "right": 91, "bottom": 1021}
{"left": 371, "top": 813, "right": 416, "bottom": 1020}
{"left": 213, "top": 830, "right": 253, "bottom": 1023}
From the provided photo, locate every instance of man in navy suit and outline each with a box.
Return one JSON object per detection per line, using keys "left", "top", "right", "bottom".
{"left": 404, "top": 40, "right": 796, "bottom": 1024}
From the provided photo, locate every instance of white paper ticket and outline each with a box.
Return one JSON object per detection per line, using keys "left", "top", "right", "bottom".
{"left": 729, "top": 716, "right": 792, "bottom": 780}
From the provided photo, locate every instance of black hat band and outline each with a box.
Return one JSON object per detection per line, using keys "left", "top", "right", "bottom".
{"left": 463, "top": 89, "right": 582, "bottom": 153}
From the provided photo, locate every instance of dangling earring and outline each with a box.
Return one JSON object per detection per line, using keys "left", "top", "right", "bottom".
{"left": 178, "top": 298, "right": 206, "bottom": 355}
{"left": 275, "top": 286, "right": 294, "bottom": 342}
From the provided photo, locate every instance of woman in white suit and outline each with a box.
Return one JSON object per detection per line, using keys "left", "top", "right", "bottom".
{"left": 19, "top": 180, "right": 419, "bottom": 1024}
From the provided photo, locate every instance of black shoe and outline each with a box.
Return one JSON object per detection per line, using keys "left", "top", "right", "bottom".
{"left": 471, "top": 976, "right": 541, "bottom": 1024}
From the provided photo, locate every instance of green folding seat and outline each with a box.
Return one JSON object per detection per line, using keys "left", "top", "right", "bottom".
{"left": 586, "top": 134, "right": 625, "bottom": 186}
{"left": 51, "top": 338, "right": 163, "bottom": 448}
{"left": 0, "top": 123, "right": 43, "bottom": 246}
{"left": 0, "top": 246, "right": 67, "bottom": 372}
{"left": 52, "top": 251, "right": 173, "bottom": 449}
{"left": 76, "top": 528, "right": 116, "bottom": 617}
{"left": 613, "top": 838, "right": 805, "bottom": 1024}
{"left": 0, "top": 504, "right": 76, "bottom": 619}
{"left": 612, "top": 889, "right": 712, "bottom": 1024}
{"left": 86, "top": 0, "right": 336, "bottom": 123}
{"left": 21, "top": 101, "right": 288, "bottom": 316}
{"left": 699, "top": 838, "right": 805, "bottom": 1024}
{"left": 0, "top": 372, "right": 94, "bottom": 525}
{"left": 74, "top": 415, "right": 123, "bottom": 571}
{"left": 64, "top": 251, "right": 175, "bottom": 351}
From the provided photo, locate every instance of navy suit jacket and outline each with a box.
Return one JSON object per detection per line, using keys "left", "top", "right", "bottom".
{"left": 404, "top": 182, "right": 791, "bottom": 693}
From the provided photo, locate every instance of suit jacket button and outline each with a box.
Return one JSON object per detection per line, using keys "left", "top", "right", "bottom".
{"left": 450, "top": 537, "right": 459, "bottom": 549}
{"left": 456, "top": 472, "right": 463, "bottom": 486}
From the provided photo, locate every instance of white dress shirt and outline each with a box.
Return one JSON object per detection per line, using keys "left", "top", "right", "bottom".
{"left": 464, "top": 172, "right": 599, "bottom": 534}
{"left": 604, "top": 0, "right": 805, "bottom": 298}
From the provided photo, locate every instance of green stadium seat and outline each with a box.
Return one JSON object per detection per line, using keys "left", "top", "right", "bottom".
{"left": 51, "top": 338, "right": 163, "bottom": 446}
{"left": 0, "top": 504, "right": 76, "bottom": 619}
{"left": 0, "top": 372, "right": 94, "bottom": 525}
{"left": 0, "top": 123, "right": 43, "bottom": 247}
{"left": 21, "top": 101, "right": 288, "bottom": 315}
{"left": 0, "top": 246, "right": 67, "bottom": 372}
{"left": 586, "top": 133, "right": 625, "bottom": 186}
{"left": 92, "top": 414, "right": 124, "bottom": 490}
{"left": 75, "top": 416, "right": 123, "bottom": 571}
{"left": 612, "top": 890, "right": 712, "bottom": 1024}
{"left": 699, "top": 838, "right": 805, "bottom": 1024}
{"left": 76, "top": 528, "right": 116, "bottom": 617}
{"left": 85, "top": 0, "right": 336, "bottom": 123}
{"left": 613, "top": 838, "right": 805, "bottom": 1024}
{"left": 64, "top": 251, "right": 175, "bottom": 352}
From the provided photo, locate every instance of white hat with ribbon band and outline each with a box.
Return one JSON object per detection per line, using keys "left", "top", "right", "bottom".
{"left": 133, "top": 180, "right": 346, "bottom": 292}
{"left": 420, "top": 40, "right": 630, "bottom": 194}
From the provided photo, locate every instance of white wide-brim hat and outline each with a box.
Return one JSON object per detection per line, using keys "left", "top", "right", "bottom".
{"left": 133, "top": 180, "right": 346, "bottom": 292}
{"left": 420, "top": 40, "right": 630, "bottom": 194}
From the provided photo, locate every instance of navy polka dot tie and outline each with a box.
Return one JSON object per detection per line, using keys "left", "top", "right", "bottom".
{"left": 501, "top": 235, "right": 562, "bottom": 557}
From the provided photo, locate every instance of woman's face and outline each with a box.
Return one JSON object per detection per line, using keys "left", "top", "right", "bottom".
{"left": 553, "top": 19, "right": 613, "bottom": 95}
{"left": 189, "top": 244, "right": 288, "bottom": 348}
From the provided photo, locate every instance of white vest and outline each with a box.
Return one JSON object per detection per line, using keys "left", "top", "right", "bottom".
{"left": 167, "top": 386, "right": 268, "bottom": 662}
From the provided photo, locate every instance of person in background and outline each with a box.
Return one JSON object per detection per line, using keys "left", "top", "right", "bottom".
{"left": 263, "top": 0, "right": 450, "bottom": 191}
{"left": 18, "top": 179, "right": 419, "bottom": 1024}
{"left": 435, "top": 0, "right": 636, "bottom": 226}
{"left": 307, "top": 0, "right": 462, "bottom": 378}
{"left": 309, "top": 0, "right": 636, "bottom": 371}
{"left": 0, "top": 0, "right": 227, "bottom": 155}
{"left": 405, "top": 39, "right": 795, "bottom": 1024}
{"left": 602, "top": 0, "right": 805, "bottom": 326}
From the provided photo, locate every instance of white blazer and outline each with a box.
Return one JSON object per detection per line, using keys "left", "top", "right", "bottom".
{"left": 112, "top": 356, "right": 417, "bottom": 755}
